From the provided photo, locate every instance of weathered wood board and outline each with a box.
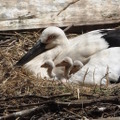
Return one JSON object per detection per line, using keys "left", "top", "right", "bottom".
{"left": 0, "top": 0, "right": 120, "bottom": 31}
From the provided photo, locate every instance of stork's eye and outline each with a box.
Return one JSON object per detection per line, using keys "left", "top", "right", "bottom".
{"left": 46, "top": 35, "right": 55, "bottom": 43}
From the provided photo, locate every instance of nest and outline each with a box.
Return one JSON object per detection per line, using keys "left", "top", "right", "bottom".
{"left": 0, "top": 29, "right": 120, "bottom": 119}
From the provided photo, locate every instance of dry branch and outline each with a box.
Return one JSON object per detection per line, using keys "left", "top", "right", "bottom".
{"left": 80, "top": 93, "right": 99, "bottom": 98}
{"left": 57, "top": 0, "right": 80, "bottom": 16}
{"left": 0, "top": 100, "right": 54, "bottom": 111}
{"left": 63, "top": 24, "right": 74, "bottom": 32}
{"left": 100, "top": 66, "right": 110, "bottom": 88}
{"left": 82, "top": 68, "right": 89, "bottom": 85}
{"left": 47, "top": 93, "right": 73, "bottom": 99}
{"left": 55, "top": 96, "right": 120, "bottom": 108}
{"left": 63, "top": 108, "right": 82, "bottom": 118}
{"left": 106, "top": 66, "right": 109, "bottom": 87}
{"left": 0, "top": 105, "right": 48, "bottom": 120}
{"left": 0, "top": 95, "right": 47, "bottom": 102}
{"left": 0, "top": 93, "right": 72, "bottom": 102}
{"left": 0, "top": 39, "right": 13, "bottom": 45}
{"left": 15, "top": 32, "right": 35, "bottom": 44}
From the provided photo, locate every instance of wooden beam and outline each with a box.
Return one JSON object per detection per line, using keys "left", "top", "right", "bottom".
{"left": 0, "top": 0, "right": 120, "bottom": 31}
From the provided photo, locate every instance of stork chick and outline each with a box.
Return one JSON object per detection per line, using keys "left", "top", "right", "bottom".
{"left": 70, "top": 60, "right": 84, "bottom": 75}
{"left": 41, "top": 60, "right": 56, "bottom": 78}
{"left": 56, "top": 57, "right": 83, "bottom": 79}
{"left": 56, "top": 57, "right": 73, "bottom": 79}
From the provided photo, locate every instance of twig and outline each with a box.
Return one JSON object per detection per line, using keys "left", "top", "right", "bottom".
{"left": 82, "top": 68, "right": 89, "bottom": 85}
{"left": 8, "top": 40, "right": 16, "bottom": 46}
{"left": 93, "top": 68, "right": 96, "bottom": 85}
{"left": 57, "top": 0, "right": 80, "bottom": 16}
{"left": 0, "top": 105, "right": 48, "bottom": 120}
{"left": 48, "top": 93, "right": 72, "bottom": 99}
{"left": 106, "top": 66, "right": 109, "bottom": 87}
{"left": 0, "top": 93, "right": 72, "bottom": 102}
{"left": 0, "top": 100, "right": 54, "bottom": 111}
{"left": 93, "top": 68, "right": 98, "bottom": 93}
{"left": 80, "top": 93, "right": 99, "bottom": 98}
{"left": 0, "top": 39, "right": 13, "bottom": 45}
{"left": 15, "top": 32, "right": 34, "bottom": 44}
{"left": 100, "top": 66, "right": 110, "bottom": 88}
{"left": 63, "top": 108, "right": 82, "bottom": 119}
{"left": 55, "top": 95, "right": 120, "bottom": 108}
{"left": 63, "top": 24, "right": 74, "bottom": 32}
{"left": 77, "top": 88, "right": 80, "bottom": 100}
{"left": 0, "top": 95, "right": 47, "bottom": 102}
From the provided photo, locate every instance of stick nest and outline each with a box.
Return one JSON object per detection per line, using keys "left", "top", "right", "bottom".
{"left": 0, "top": 29, "right": 120, "bottom": 119}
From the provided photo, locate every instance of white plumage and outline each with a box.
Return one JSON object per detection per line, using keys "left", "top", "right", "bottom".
{"left": 70, "top": 60, "right": 84, "bottom": 75}
{"left": 69, "top": 47, "right": 120, "bottom": 85}
{"left": 54, "top": 29, "right": 110, "bottom": 65}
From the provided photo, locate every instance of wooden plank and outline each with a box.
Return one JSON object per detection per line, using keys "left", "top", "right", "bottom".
{"left": 0, "top": 0, "right": 120, "bottom": 31}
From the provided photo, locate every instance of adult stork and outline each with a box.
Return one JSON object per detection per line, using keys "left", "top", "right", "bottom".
{"left": 16, "top": 26, "right": 120, "bottom": 79}
{"left": 69, "top": 47, "right": 120, "bottom": 85}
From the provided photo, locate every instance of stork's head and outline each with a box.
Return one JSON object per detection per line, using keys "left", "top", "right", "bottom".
{"left": 56, "top": 57, "right": 73, "bottom": 79}
{"left": 41, "top": 60, "right": 56, "bottom": 78}
{"left": 56, "top": 57, "right": 73, "bottom": 67}
{"left": 40, "top": 26, "right": 68, "bottom": 49}
{"left": 16, "top": 26, "right": 68, "bottom": 66}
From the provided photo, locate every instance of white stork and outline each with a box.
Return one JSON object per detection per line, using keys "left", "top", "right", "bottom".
{"left": 16, "top": 26, "right": 120, "bottom": 79}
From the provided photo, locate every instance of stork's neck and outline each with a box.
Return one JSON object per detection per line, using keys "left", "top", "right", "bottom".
{"left": 47, "top": 68, "right": 55, "bottom": 78}
{"left": 64, "top": 38, "right": 69, "bottom": 46}
{"left": 64, "top": 66, "right": 72, "bottom": 79}
{"left": 58, "top": 36, "right": 70, "bottom": 46}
